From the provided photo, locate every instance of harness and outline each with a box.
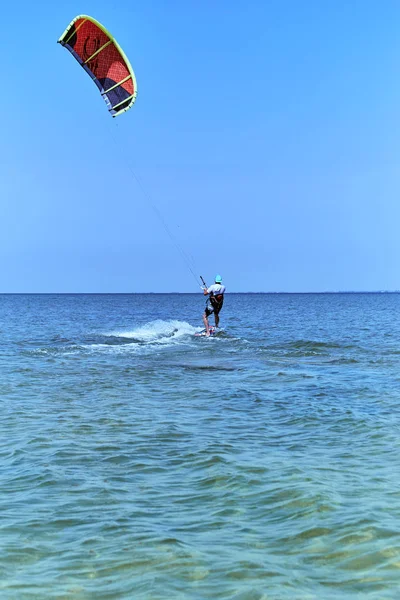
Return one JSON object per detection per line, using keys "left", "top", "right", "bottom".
{"left": 210, "top": 293, "right": 224, "bottom": 309}
{"left": 206, "top": 291, "right": 224, "bottom": 314}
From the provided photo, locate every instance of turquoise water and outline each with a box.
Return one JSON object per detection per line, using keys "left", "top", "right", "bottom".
{"left": 1, "top": 293, "right": 400, "bottom": 599}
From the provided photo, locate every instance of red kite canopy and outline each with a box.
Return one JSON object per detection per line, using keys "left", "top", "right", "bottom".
{"left": 58, "top": 15, "right": 137, "bottom": 117}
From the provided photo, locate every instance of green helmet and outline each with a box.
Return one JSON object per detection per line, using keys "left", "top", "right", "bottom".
{"left": 215, "top": 274, "right": 222, "bottom": 283}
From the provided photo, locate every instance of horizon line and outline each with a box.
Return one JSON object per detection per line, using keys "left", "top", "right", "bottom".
{"left": 0, "top": 291, "right": 399, "bottom": 295}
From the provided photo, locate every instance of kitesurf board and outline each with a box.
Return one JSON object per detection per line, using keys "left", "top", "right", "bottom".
{"left": 195, "top": 326, "right": 217, "bottom": 337}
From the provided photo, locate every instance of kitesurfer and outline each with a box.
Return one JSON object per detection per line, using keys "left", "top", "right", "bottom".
{"left": 202, "top": 275, "right": 226, "bottom": 336}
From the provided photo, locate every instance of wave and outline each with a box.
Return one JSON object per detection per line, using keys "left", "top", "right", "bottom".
{"left": 286, "top": 339, "right": 356, "bottom": 351}
{"left": 105, "top": 320, "right": 200, "bottom": 344}
{"left": 25, "top": 321, "right": 202, "bottom": 357}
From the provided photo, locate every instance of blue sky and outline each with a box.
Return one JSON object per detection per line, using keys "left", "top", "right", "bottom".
{"left": 1, "top": 0, "right": 400, "bottom": 292}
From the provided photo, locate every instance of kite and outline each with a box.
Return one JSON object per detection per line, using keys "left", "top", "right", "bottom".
{"left": 58, "top": 15, "right": 137, "bottom": 117}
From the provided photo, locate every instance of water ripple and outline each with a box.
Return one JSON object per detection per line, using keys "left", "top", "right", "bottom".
{"left": 1, "top": 293, "right": 400, "bottom": 598}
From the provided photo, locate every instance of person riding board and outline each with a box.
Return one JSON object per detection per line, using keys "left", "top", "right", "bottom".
{"left": 202, "top": 275, "right": 226, "bottom": 336}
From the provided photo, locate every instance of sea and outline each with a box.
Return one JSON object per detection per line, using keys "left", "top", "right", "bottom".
{"left": 1, "top": 292, "right": 400, "bottom": 599}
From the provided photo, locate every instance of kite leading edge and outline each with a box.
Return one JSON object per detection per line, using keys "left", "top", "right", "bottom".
{"left": 58, "top": 15, "right": 137, "bottom": 117}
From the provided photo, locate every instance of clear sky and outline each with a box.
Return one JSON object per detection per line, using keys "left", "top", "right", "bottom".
{"left": 1, "top": 0, "right": 400, "bottom": 292}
